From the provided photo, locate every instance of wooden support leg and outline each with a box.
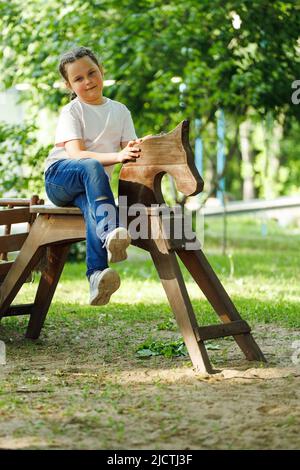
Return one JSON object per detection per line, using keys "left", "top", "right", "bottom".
{"left": 1, "top": 214, "right": 84, "bottom": 335}
{"left": 177, "top": 248, "right": 266, "bottom": 362}
{"left": 26, "top": 244, "right": 71, "bottom": 339}
{"left": 150, "top": 240, "right": 214, "bottom": 374}
{"left": 0, "top": 242, "right": 45, "bottom": 317}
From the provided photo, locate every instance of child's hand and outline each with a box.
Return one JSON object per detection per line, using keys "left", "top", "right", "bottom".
{"left": 118, "top": 140, "right": 141, "bottom": 163}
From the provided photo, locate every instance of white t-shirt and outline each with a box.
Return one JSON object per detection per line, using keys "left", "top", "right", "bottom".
{"left": 45, "top": 97, "right": 137, "bottom": 176}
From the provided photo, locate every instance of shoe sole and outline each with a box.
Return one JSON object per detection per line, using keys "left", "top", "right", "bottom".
{"left": 90, "top": 269, "right": 121, "bottom": 306}
{"left": 107, "top": 228, "right": 131, "bottom": 263}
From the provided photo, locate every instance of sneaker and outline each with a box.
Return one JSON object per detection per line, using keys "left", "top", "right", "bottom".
{"left": 105, "top": 227, "right": 131, "bottom": 263}
{"left": 89, "top": 268, "right": 121, "bottom": 306}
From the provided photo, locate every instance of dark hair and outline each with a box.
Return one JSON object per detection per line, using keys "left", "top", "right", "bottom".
{"left": 59, "top": 46, "right": 102, "bottom": 100}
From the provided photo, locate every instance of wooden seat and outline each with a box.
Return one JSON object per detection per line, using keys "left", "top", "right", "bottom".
{"left": 30, "top": 205, "right": 82, "bottom": 215}
{"left": 0, "top": 121, "right": 266, "bottom": 373}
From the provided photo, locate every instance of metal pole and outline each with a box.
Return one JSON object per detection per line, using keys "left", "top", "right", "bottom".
{"left": 217, "top": 109, "right": 225, "bottom": 201}
{"left": 216, "top": 109, "right": 227, "bottom": 254}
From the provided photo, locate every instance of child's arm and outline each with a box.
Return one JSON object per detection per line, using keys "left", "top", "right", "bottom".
{"left": 64, "top": 139, "right": 140, "bottom": 165}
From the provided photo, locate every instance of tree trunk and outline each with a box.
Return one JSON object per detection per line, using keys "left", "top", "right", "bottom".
{"left": 264, "top": 114, "right": 284, "bottom": 199}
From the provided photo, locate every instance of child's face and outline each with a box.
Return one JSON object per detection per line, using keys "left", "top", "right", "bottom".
{"left": 65, "top": 56, "right": 104, "bottom": 105}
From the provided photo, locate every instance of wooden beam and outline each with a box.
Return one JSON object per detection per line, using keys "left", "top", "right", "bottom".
{"left": 0, "top": 198, "right": 31, "bottom": 207}
{"left": 1, "top": 304, "right": 34, "bottom": 317}
{"left": 0, "top": 208, "right": 31, "bottom": 225}
{"left": 197, "top": 320, "right": 251, "bottom": 341}
{"left": 0, "top": 261, "right": 14, "bottom": 282}
{"left": 0, "top": 233, "right": 28, "bottom": 253}
{"left": 30, "top": 205, "right": 82, "bottom": 215}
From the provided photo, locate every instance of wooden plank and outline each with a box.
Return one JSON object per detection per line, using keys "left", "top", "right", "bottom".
{"left": 149, "top": 215, "right": 213, "bottom": 374}
{"left": 197, "top": 320, "right": 251, "bottom": 341}
{"left": 0, "top": 215, "right": 84, "bottom": 321}
{"left": 0, "top": 262, "right": 32, "bottom": 283}
{"left": 0, "top": 261, "right": 14, "bottom": 281}
{"left": 0, "top": 207, "right": 31, "bottom": 225}
{"left": 0, "top": 242, "right": 45, "bottom": 319}
{"left": 28, "top": 195, "right": 42, "bottom": 227}
{"left": 0, "top": 233, "right": 28, "bottom": 253}
{"left": 30, "top": 205, "right": 82, "bottom": 215}
{"left": 1, "top": 304, "right": 34, "bottom": 317}
{"left": 0, "top": 198, "right": 31, "bottom": 207}
{"left": 0, "top": 203, "right": 13, "bottom": 261}
{"left": 178, "top": 249, "right": 266, "bottom": 362}
{"left": 26, "top": 244, "right": 71, "bottom": 339}
{"left": 37, "top": 214, "right": 85, "bottom": 245}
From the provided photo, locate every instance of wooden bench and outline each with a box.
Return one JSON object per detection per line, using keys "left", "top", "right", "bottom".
{"left": 0, "top": 121, "right": 266, "bottom": 373}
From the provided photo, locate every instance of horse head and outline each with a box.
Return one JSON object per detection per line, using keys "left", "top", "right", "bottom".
{"left": 118, "top": 120, "right": 204, "bottom": 207}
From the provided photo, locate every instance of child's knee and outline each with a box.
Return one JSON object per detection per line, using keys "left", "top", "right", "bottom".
{"left": 81, "top": 158, "right": 106, "bottom": 177}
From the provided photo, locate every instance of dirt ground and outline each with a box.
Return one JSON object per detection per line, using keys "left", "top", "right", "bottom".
{"left": 0, "top": 322, "right": 299, "bottom": 450}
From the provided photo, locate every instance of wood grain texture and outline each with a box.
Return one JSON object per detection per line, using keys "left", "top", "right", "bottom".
{"left": 119, "top": 120, "right": 204, "bottom": 206}
{"left": 0, "top": 207, "right": 31, "bottom": 225}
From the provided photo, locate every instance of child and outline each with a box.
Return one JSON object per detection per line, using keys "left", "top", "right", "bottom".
{"left": 45, "top": 46, "right": 142, "bottom": 306}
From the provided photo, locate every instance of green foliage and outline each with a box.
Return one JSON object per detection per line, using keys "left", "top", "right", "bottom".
{"left": 136, "top": 337, "right": 220, "bottom": 357}
{"left": 157, "top": 318, "right": 177, "bottom": 331}
{"left": 1, "top": 0, "right": 299, "bottom": 127}
{"left": 136, "top": 338, "right": 188, "bottom": 358}
{"left": 0, "top": 121, "right": 51, "bottom": 197}
{"left": 280, "top": 118, "right": 300, "bottom": 194}
{"left": 68, "top": 241, "right": 87, "bottom": 263}
{"left": 0, "top": 1, "right": 300, "bottom": 198}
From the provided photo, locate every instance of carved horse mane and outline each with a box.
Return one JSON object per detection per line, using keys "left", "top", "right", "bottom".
{"left": 118, "top": 120, "right": 204, "bottom": 206}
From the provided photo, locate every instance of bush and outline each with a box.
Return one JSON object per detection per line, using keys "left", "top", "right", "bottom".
{"left": 0, "top": 121, "right": 51, "bottom": 197}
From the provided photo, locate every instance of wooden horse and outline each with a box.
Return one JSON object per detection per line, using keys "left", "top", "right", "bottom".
{"left": 0, "top": 120, "right": 265, "bottom": 373}
{"left": 119, "top": 120, "right": 266, "bottom": 373}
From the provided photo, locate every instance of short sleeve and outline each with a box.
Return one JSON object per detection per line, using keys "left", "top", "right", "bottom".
{"left": 55, "top": 106, "right": 83, "bottom": 146}
{"left": 121, "top": 107, "right": 137, "bottom": 142}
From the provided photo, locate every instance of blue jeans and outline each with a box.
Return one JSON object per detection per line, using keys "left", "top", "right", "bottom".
{"left": 45, "top": 158, "right": 119, "bottom": 277}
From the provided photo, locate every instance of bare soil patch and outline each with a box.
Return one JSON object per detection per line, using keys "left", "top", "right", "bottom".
{"left": 0, "top": 322, "right": 299, "bottom": 449}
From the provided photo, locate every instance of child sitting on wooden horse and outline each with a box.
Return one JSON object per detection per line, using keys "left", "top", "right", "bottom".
{"left": 45, "top": 46, "right": 146, "bottom": 306}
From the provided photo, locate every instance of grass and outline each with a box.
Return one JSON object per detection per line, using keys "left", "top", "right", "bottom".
{"left": 2, "top": 213, "right": 300, "bottom": 366}
{"left": 0, "top": 214, "right": 300, "bottom": 449}
{"left": 10, "top": 213, "right": 299, "bottom": 329}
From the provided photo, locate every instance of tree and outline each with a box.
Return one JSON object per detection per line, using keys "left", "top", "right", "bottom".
{"left": 0, "top": 121, "right": 51, "bottom": 196}
{"left": 1, "top": 1, "right": 299, "bottom": 126}
{"left": 1, "top": 0, "right": 300, "bottom": 198}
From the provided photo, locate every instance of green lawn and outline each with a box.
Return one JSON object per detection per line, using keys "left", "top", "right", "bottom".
{"left": 7, "top": 213, "right": 300, "bottom": 330}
